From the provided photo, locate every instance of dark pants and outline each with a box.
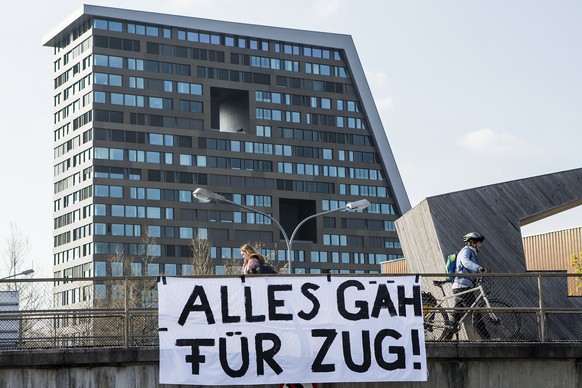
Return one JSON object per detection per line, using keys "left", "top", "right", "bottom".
{"left": 451, "top": 287, "right": 490, "bottom": 340}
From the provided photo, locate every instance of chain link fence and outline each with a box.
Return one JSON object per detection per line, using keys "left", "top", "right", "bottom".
{"left": 421, "top": 272, "right": 582, "bottom": 342}
{"left": 0, "top": 276, "right": 159, "bottom": 350}
{"left": 0, "top": 273, "right": 580, "bottom": 350}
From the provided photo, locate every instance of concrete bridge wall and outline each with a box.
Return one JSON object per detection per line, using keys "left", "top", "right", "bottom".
{"left": 0, "top": 344, "right": 579, "bottom": 387}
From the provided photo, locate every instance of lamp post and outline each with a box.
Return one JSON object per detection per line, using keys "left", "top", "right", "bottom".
{"left": 193, "top": 188, "right": 371, "bottom": 273}
{"left": 286, "top": 198, "right": 370, "bottom": 273}
{"left": 193, "top": 187, "right": 291, "bottom": 267}
{"left": 1, "top": 269, "right": 34, "bottom": 280}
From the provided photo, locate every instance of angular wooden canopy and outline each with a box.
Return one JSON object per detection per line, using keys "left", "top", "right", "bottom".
{"left": 395, "top": 168, "right": 582, "bottom": 340}
{"left": 396, "top": 168, "right": 582, "bottom": 274}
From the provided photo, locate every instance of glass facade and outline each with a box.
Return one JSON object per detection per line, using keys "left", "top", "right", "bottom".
{"left": 45, "top": 6, "right": 409, "bottom": 306}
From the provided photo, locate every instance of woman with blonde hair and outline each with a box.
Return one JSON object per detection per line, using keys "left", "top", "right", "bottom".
{"left": 240, "top": 243, "right": 266, "bottom": 274}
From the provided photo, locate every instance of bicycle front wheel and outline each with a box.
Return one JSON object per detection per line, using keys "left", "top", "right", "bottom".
{"left": 423, "top": 305, "right": 450, "bottom": 341}
{"left": 472, "top": 299, "right": 520, "bottom": 340}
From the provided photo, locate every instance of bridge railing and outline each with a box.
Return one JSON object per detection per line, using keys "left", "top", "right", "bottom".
{"left": 0, "top": 273, "right": 580, "bottom": 349}
{"left": 420, "top": 272, "right": 582, "bottom": 342}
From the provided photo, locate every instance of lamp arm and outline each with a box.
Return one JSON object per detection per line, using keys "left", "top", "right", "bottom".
{"left": 289, "top": 206, "right": 347, "bottom": 245}
{"left": 288, "top": 206, "right": 349, "bottom": 270}
{"left": 196, "top": 189, "right": 368, "bottom": 275}
{"left": 222, "top": 198, "right": 291, "bottom": 258}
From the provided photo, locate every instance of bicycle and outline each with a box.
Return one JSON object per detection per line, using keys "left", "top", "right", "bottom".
{"left": 422, "top": 277, "right": 520, "bottom": 341}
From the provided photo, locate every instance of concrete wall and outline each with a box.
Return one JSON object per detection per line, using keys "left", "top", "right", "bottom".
{"left": 0, "top": 344, "right": 580, "bottom": 387}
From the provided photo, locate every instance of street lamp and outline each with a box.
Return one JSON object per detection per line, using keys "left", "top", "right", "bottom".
{"left": 1, "top": 269, "right": 34, "bottom": 280}
{"left": 193, "top": 188, "right": 371, "bottom": 273}
{"left": 193, "top": 187, "right": 291, "bottom": 269}
{"left": 286, "top": 198, "right": 370, "bottom": 273}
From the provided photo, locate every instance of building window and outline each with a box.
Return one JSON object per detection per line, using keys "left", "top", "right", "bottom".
{"left": 94, "top": 261, "right": 106, "bottom": 276}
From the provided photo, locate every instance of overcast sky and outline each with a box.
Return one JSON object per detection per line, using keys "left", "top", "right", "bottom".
{"left": 1, "top": 0, "right": 580, "bottom": 276}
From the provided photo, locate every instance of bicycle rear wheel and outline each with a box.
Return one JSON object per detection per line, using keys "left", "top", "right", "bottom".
{"left": 423, "top": 305, "right": 450, "bottom": 341}
{"left": 472, "top": 299, "right": 520, "bottom": 340}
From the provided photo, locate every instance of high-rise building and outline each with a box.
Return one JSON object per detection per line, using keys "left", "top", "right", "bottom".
{"left": 43, "top": 5, "right": 410, "bottom": 306}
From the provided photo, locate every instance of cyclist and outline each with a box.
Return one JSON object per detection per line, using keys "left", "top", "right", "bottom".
{"left": 444, "top": 232, "right": 490, "bottom": 340}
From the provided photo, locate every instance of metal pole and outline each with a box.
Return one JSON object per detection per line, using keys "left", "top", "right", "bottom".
{"left": 288, "top": 206, "right": 350, "bottom": 272}
{"left": 222, "top": 198, "right": 292, "bottom": 272}
{"left": 124, "top": 277, "right": 129, "bottom": 348}
{"left": 537, "top": 274, "right": 546, "bottom": 342}
{"left": 1, "top": 269, "right": 34, "bottom": 280}
{"left": 194, "top": 188, "right": 370, "bottom": 275}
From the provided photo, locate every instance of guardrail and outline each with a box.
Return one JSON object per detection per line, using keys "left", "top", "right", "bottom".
{"left": 420, "top": 272, "right": 582, "bottom": 342}
{"left": 0, "top": 273, "right": 580, "bottom": 350}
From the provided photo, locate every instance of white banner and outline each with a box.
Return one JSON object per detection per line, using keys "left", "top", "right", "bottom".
{"left": 159, "top": 275, "right": 427, "bottom": 385}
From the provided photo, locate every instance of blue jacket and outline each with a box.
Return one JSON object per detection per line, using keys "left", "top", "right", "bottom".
{"left": 452, "top": 245, "right": 481, "bottom": 289}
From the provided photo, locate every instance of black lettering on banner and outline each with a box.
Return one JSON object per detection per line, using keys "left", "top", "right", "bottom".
{"left": 219, "top": 334, "right": 249, "bottom": 377}
{"left": 267, "top": 284, "right": 293, "bottom": 321}
{"left": 337, "top": 280, "right": 368, "bottom": 321}
{"left": 297, "top": 282, "right": 320, "bottom": 320}
{"left": 311, "top": 329, "right": 337, "bottom": 372}
{"left": 411, "top": 329, "right": 422, "bottom": 370}
{"left": 370, "top": 284, "right": 397, "bottom": 318}
{"left": 221, "top": 286, "right": 241, "bottom": 323}
{"left": 374, "top": 329, "right": 405, "bottom": 371}
{"left": 178, "top": 285, "right": 215, "bottom": 325}
{"left": 255, "top": 332, "right": 283, "bottom": 375}
{"left": 244, "top": 286, "right": 266, "bottom": 322}
{"left": 411, "top": 329, "right": 420, "bottom": 355}
{"left": 342, "top": 330, "right": 371, "bottom": 373}
{"left": 398, "top": 285, "right": 422, "bottom": 317}
{"left": 176, "top": 338, "right": 215, "bottom": 374}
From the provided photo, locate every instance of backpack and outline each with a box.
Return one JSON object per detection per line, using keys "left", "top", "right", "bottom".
{"left": 251, "top": 263, "right": 278, "bottom": 275}
{"left": 444, "top": 253, "right": 458, "bottom": 283}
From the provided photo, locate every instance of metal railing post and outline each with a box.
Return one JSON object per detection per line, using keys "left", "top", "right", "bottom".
{"left": 537, "top": 274, "right": 546, "bottom": 342}
{"left": 124, "top": 277, "right": 129, "bottom": 347}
